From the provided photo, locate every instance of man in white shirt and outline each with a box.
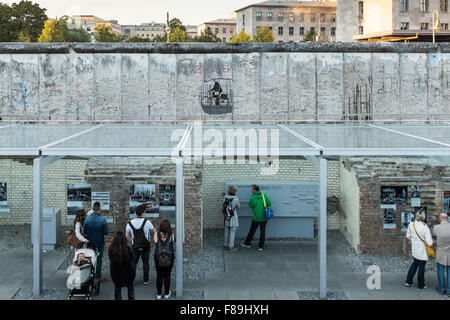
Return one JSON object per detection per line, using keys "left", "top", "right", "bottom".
{"left": 126, "top": 204, "right": 155, "bottom": 285}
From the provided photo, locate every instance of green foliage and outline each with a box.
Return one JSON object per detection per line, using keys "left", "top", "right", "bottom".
{"left": 169, "top": 18, "right": 186, "bottom": 32}
{"left": 125, "top": 35, "right": 151, "bottom": 42}
{"left": 38, "top": 19, "right": 69, "bottom": 42}
{"left": 169, "top": 26, "right": 189, "bottom": 42}
{"left": 16, "top": 31, "right": 31, "bottom": 42}
{"left": 68, "top": 27, "right": 91, "bottom": 42}
{"left": 94, "top": 24, "right": 123, "bottom": 42}
{"left": 10, "top": 0, "right": 48, "bottom": 42}
{"left": 229, "top": 29, "right": 251, "bottom": 43}
{"left": 0, "top": 3, "right": 15, "bottom": 41}
{"left": 192, "top": 28, "right": 221, "bottom": 43}
{"left": 252, "top": 26, "right": 274, "bottom": 42}
{"left": 303, "top": 28, "right": 316, "bottom": 42}
{"left": 153, "top": 33, "right": 168, "bottom": 42}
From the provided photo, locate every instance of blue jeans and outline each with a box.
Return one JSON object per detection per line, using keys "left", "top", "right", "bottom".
{"left": 406, "top": 258, "right": 426, "bottom": 289}
{"left": 114, "top": 283, "right": 135, "bottom": 300}
{"left": 133, "top": 247, "right": 150, "bottom": 282}
{"left": 437, "top": 263, "right": 450, "bottom": 293}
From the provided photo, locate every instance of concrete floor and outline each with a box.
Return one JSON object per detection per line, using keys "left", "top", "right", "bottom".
{"left": 1, "top": 241, "right": 449, "bottom": 300}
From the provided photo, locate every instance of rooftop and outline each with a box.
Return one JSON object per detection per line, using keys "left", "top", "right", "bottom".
{"left": 235, "top": 0, "right": 337, "bottom": 12}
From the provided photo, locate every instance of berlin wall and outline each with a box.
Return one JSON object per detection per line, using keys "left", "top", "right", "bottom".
{"left": 0, "top": 42, "right": 449, "bottom": 121}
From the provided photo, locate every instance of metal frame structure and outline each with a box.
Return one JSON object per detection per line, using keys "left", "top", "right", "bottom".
{"left": 1, "top": 121, "right": 450, "bottom": 299}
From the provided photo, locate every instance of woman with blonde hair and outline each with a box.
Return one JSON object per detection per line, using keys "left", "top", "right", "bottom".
{"left": 223, "top": 186, "right": 241, "bottom": 252}
{"left": 405, "top": 211, "right": 434, "bottom": 289}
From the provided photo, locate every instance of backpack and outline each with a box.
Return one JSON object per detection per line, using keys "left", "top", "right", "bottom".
{"left": 156, "top": 233, "right": 174, "bottom": 267}
{"left": 128, "top": 219, "right": 149, "bottom": 252}
{"left": 222, "top": 198, "right": 236, "bottom": 221}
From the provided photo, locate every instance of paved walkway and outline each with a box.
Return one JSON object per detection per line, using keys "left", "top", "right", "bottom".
{"left": 1, "top": 241, "right": 449, "bottom": 300}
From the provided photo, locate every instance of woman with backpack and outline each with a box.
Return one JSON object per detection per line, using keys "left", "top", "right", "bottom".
{"left": 108, "top": 231, "right": 136, "bottom": 300}
{"left": 73, "top": 209, "right": 89, "bottom": 248}
{"left": 153, "top": 219, "right": 175, "bottom": 300}
{"left": 223, "top": 186, "right": 241, "bottom": 252}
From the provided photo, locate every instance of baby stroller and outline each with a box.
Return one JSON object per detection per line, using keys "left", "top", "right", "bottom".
{"left": 66, "top": 248, "right": 100, "bottom": 300}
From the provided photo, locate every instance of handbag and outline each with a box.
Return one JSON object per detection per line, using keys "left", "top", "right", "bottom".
{"left": 67, "top": 230, "right": 83, "bottom": 249}
{"left": 262, "top": 193, "right": 274, "bottom": 220}
{"left": 412, "top": 222, "right": 435, "bottom": 257}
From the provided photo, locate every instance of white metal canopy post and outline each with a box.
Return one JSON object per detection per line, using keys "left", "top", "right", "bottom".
{"left": 175, "top": 158, "right": 184, "bottom": 297}
{"left": 318, "top": 157, "right": 327, "bottom": 299}
{"left": 33, "top": 156, "right": 62, "bottom": 296}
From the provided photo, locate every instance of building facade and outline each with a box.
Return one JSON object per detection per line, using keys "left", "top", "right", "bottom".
{"left": 198, "top": 19, "right": 237, "bottom": 42}
{"left": 67, "top": 15, "right": 105, "bottom": 35}
{"left": 235, "top": 0, "right": 337, "bottom": 42}
{"left": 121, "top": 22, "right": 165, "bottom": 40}
{"left": 338, "top": 0, "right": 450, "bottom": 42}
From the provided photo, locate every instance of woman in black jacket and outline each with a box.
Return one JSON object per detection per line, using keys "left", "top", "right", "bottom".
{"left": 108, "top": 231, "right": 135, "bottom": 300}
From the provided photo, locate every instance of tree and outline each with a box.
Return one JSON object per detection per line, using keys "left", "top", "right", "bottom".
{"left": 192, "top": 27, "right": 221, "bottom": 42}
{"left": 0, "top": 3, "right": 16, "bottom": 42}
{"left": 125, "top": 35, "right": 150, "bottom": 42}
{"left": 169, "top": 26, "right": 189, "bottom": 42}
{"left": 169, "top": 18, "right": 186, "bottom": 32}
{"left": 229, "top": 29, "right": 251, "bottom": 43}
{"left": 68, "top": 27, "right": 91, "bottom": 42}
{"left": 16, "top": 31, "right": 31, "bottom": 42}
{"left": 38, "top": 18, "right": 70, "bottom": 42}
{"left": 303, "top": 28, "right": 316, "bottom": 42}
{"left": 153, "top": 33, "right": 167, "bottom": 42}
{"left": 94, "top": 24, "right": 123, "bottom": 42}
{"left": 10, "top": 1, "right": 48, "bottom": 42}
{"left": 252, "top": 26, "right": 274, "bottom": 42}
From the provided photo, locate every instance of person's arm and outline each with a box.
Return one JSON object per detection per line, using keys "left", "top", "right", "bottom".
{"left": 266, "top": 195, "right": 272, "bottom": 208}
{"left": 425, "top": 227, "right": 434, "bottom": 246}
{"left": 153, "top": 231, "right": 158, "bottom": 243}
{"left": 235, "top": 198, "right": 241, "bottom": 209}
{"left": 432, "top": 226, "right": 437, "bottom": 237}
{"left": 125, "top": 223, "right": 132, "bottom": 244}
{"left": 248, "top": 196, "right": 255, "bottom": 209}
{"left": 406, "top": 223, "right": 411, "bottom": 240}
{"left": 75, "top": 222, "right": 89, "bottom": 243}
{"left": 103, "top": 219, "right": 109, "bottom": 236}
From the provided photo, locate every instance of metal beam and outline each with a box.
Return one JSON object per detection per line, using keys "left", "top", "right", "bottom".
{"left": 175, "top": 158, "right": 184, "bottom": 298}
{"left": 39, "top": 125, "right": 103, "bottom": 150}
{"left": 278, "top": 124, "right": 324, "bottom": 150}
{"left": 318, "top": 157, "right": 327, "bottom": 299}
{"left": 33, "top": 156, "right": 62, "bottom": 296}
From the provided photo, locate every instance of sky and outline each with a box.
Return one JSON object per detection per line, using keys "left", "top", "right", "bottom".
{"left": 1, "top": 0, "right": 259, "bottom": 25}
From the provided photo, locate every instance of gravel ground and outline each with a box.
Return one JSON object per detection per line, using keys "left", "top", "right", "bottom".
{"left": 297, "top": 290, "right": 348, "bottom": 300}
{"left": 11, "top": 288, "right": 66, "bottom": 300}
{"left": 328, "top": 230, "right": 437, "bottom": 273}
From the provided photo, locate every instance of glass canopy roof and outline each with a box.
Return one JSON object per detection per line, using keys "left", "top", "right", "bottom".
{"left": 0, "top": 122, "right": 449, "bottom": 157}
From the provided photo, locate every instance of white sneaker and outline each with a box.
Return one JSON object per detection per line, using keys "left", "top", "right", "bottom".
{"left": 165, "top": 291, "right": 171, "bottom": 299}
{"left": 144, "top": 280, "right": 151, "bottom": 285}
{"left": 156, "top": 295, "right": 162, "bottom": 300}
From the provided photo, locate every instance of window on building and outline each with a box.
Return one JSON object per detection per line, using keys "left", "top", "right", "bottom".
{"left": 223, "top": 37, "right": 226, "bottom": 42}
{"left": 359, "top": 26, "right": 363, "bottom": 35}
{"left": 420, "top": 0, "right": 429, "bottom": 12}
{"left": 289, "top": 13, "right": 294, "bottom": 22}
{"left": 400, "top": 22, "right": 409, "bottom": 30}
{"left": 243, "top": 14, "right": 245, "bottom": 26}
{"left": 223, "top": 28, "right": 226, "bottom": 34}
{"left": 321, "top": 27, "right": 326, "bottom": 35}
{"left": 289, "top": 26, "right": 294, "bottom": 35}
{"left": 400, "top": 0, "right": 409, "bottom": 11}
{"left": 269, "top": 26, "right": 273, "bottom": 31}
{"left": 257, "top": 12, "right": 262, "bottom": 21}
{"left": 441, "top": 0, "right": 449, "bottom": 12}
{"left": 358, "top": 1, "right": 364, "bottom": 20}
{"left": 320, "top": 13, "right": 326, "bottom": 23}
{"left": 442, "top": 23, "right": 449, "bottom": 30}
{"left": 420, "top": 23, "right": 429, "bottom": 30}
{"left": 267, "top": 12, "right": 273, "bottom": 21}
{"left": 331, "top": 15, "right": 336, "bottom": 23}
{"left": 331, "top": 27, "right": 336, "bottom": 36}
{"left": 215, "top": 28, "right": 219, "bottom": 34}
{"left": 299, "top": 13, "right": 304, "bottom": 22}
{"left": 278, "top": 13, "right": 284, "bottom": 21}
{"left": 300, "top": 27, "right": 305, "bottom": 35}
{"left": 278, "top": 26, "right": 283, "bottom": 35}
{"left": 310, "top": 13, "right": 315, "bottom": 23}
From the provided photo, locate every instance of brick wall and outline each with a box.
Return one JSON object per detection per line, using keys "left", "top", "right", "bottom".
{"left": 202, "top": 159, "right": 340, "bottom": 229}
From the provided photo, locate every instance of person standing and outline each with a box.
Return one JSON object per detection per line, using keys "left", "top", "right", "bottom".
{"left": 83, "top": 202, "right": 109, "bottom": 282}
{"left": 432, "top": 213, "right": 450, "bottom": 296}
{"left": 108, "top": 231, "right": 135, "bottom": 300}
{"left": 153, "top": 220, "right": 175, "bottom": 300}
{"left": 405, "top": 212, "right": 433, "bottom": 289}
{"left": 126, "top": 204, "right": 155, "bottom": 285}
{"left": 73, "top": 209, "right": 89, "bottom": 248}
{"left": 240, "top": 185, "right": 272, "bottom": 251}
{"left": 223, "top": 186, "right": 241, "bottom": 252}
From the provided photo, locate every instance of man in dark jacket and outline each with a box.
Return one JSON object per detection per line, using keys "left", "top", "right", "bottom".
{"left": 83, "top": 202, "right": 109, "bottom": 282}
{"left": 241, "top": 185, "right": 272, "bottom": 251}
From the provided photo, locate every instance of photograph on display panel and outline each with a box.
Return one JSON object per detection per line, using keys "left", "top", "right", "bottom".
{"left": 159, "top": 184, "right": 175, "bottom": 211}
{"left": 444, "top": 191, "right": 450, "bottom": 214}
{"left": 382, "top": 204, "right": 397, "bottom": 229}
{"left": 0, "top": 182, "right": 10, "bottom": 213}
{"left": 130, "top": 184, "right": 159, "bottom": 218}
{"left": 401, "top": 211, "right": 415, "bottom": 232}
{"left": 410, "top": 185, "right": 421, "bottom": 207}
{"left": 381, "top": 186, "right": 407, "bottom": 205}
{"left": 67, "top": 184, "right": 91, "bottom": 217}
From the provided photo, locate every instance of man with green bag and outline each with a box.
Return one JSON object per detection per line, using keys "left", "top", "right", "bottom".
{"left": 240, "top": 185, "right": 272, "bottom": 251}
